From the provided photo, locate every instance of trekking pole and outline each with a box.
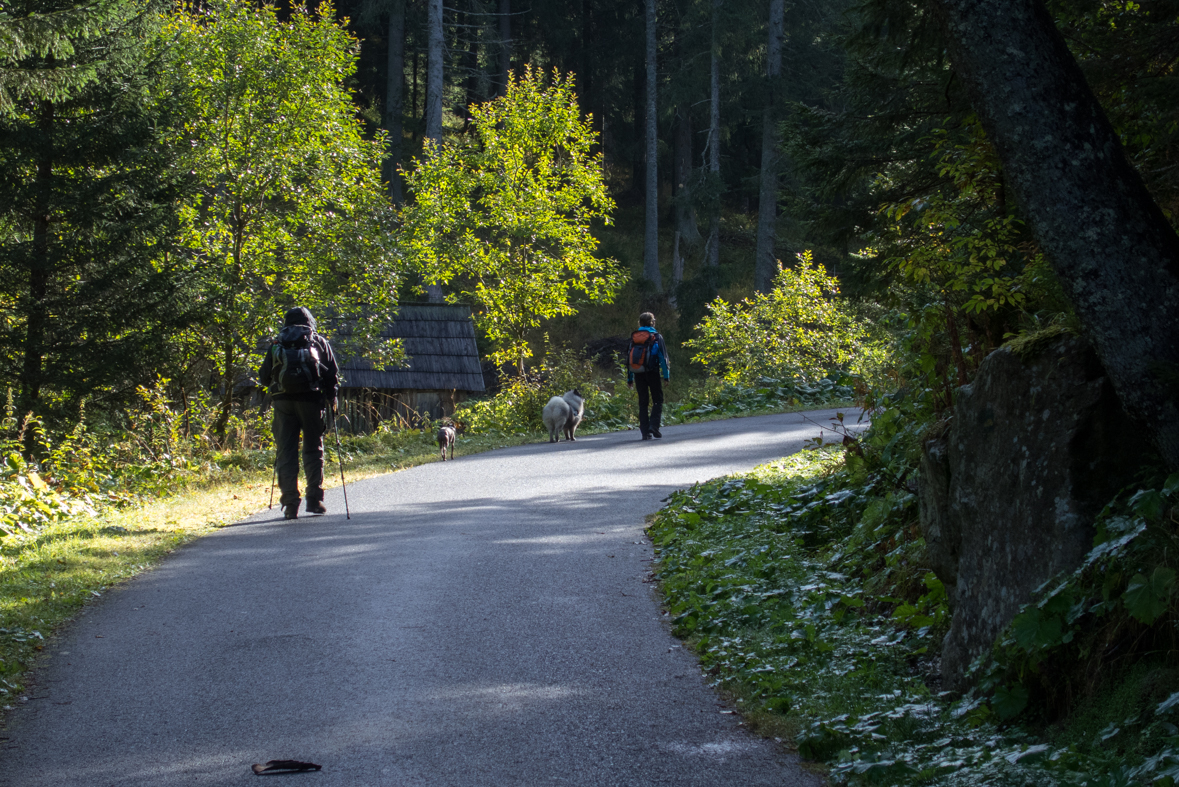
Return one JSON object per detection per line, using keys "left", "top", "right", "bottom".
{"left": 331, "top": 401, "right": 350, "bottom": 520}
{"left": 265, "top": 393, "right": 276, "bottom": 510}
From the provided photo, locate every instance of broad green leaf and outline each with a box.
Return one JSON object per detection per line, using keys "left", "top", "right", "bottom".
{"left": 1123, "top": 567, "right": 1176, "bottom": 624}
{"left": 992, "top": 682, "right": 1029, "bottom": 721}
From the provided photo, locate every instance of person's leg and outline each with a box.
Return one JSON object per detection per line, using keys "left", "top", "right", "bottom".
{"left": 635, "top": 373, "right": 651, "bottom": 437}
{"left": 298, "top": 400, "right": 327, "bottom": 508}
{"left": 273, "top": 400, "right": 303, "bottom": 512}
{"left": 650, "top": 375, "right": 664, "bottom": 437}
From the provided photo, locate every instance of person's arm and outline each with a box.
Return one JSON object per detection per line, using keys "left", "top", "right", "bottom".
{"left": 259, "top": 345, "right": 274, "bottom": 391}
{"left": 319, "top": 338, "right": 340, "bottom": 405}
{"left": 657, "top": 334, "right": 670, "bottom": 380}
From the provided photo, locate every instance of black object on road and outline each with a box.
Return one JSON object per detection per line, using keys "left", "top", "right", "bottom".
{"left": 331, "top": 403, "right": 350, "bottom": 520}
{"left": 252, "top": 759, "right": 322, "bottom": 775}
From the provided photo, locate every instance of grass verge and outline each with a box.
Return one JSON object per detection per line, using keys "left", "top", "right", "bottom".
{"left": 647, "top": 445, "right": 1179, "bottom": 786}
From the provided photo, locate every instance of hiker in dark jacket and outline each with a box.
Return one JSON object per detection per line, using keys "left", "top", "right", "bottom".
{"left": 626, "top": 312, "right": 670, "bottom": 440}
{"left": 258, "top": 307, "right": 339, "bottom": 520}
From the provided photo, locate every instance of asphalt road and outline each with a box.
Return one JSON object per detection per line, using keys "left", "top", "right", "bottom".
{"left": 1, "top": 409, "right": 858, "bottom": 787}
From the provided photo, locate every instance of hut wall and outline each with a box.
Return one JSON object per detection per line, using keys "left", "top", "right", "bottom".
{"left": 338, "top": 388, "right": 467, "bottom": 433}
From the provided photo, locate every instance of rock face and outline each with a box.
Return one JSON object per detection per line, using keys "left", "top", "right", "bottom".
{"left": 920, "top": 335, "right": 1149, "bottom": 688}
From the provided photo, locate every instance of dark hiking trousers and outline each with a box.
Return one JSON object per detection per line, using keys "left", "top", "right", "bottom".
{"left": 273, "top": 398, "right": 326, "bottom": 508}
{"left": 635, "top": 372, "right": 664, "bottom": 437}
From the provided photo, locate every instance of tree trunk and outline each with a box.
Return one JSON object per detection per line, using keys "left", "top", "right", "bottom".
{"left": 20, "top": 99, "right": 54, "bottom": 439}
{"left": 412, "top": 50, "right": 419, "bottom": 141}
{"left": 498, "top": 0, "right": 511, "bottom": 97}
{"left": 580, "top": 0, "right": 592, "bottom": 119}
{"left": 673, "top": 103, "right": 699, "bottom": 245}
{"left": 670, "top": 230, "right": 683, "bottom": 306}
{"left": 385, "top": 0, "right": 406, "bottom": 205}
{"left": 643, "top": 0, "right": 662, "bottom": 292}
{"left": 426, "top": 0, "right": 444, "bottom": 144}
{"left": 932, "top": 0, "right": 1179, "bottom": 470}
{"left": 462, "top": 5, "right": 479, "bottom": 130}
{"left": 631, "top": 60, "right": 644, "bottom": 197}
{"left": 705, "top": 0, "right": 721, "bottom": 268}
{"left": 754, "top": 0, "right": 784, "bottom": 292}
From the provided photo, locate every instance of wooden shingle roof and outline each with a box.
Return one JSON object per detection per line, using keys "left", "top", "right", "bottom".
{"left": 334, "top": 303, "right": 485, "bottom": 392}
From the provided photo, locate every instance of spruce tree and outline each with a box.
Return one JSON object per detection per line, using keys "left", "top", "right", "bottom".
{"left": 0, "top": 0, "right": 196, "bottom": 424}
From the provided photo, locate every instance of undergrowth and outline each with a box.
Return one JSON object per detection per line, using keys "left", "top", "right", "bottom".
{"left": 648, "top": 414, "right": 1179, "bottom": 786}
{"left": 454, "top": 341, "right": 856, "bottom": 438}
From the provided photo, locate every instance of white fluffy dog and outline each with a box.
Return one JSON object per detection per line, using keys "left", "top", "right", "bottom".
{"left": 542, "top": 389, "right": 585, "bottom": 443}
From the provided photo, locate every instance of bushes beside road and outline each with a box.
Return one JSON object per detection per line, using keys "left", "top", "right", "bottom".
{"left": 649, "top": 420, "right": 1179, "bottom": 786}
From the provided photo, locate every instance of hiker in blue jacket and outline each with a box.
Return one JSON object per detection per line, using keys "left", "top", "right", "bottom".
{"left": 626, "top": 312, "right": 670, "bottom": 440}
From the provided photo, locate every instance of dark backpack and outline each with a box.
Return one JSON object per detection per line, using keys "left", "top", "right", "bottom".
{"left": 627, "top": 330, "right": 661, "bottom": 373}
{"left": 268, "top": 325, "right": 323, "bottom": 395}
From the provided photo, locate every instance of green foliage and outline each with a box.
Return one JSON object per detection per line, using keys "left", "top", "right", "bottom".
{"left": 0, "top": 406, "right": 116, "bottom": 541}
{"left": 882, "top": 122, "right": 1048, "bottom": 317}
{"left": 965, "top": 471, "right": 1179, "bottom": 738}
{"left": 0, "top": 0, "right": 148, "bottom": 111}
{"left": 165, "top": 0, "right": 401, "bottom": 431}
{"left": 649, "top": 384, "right": 1179, "bottom": 785}
{"left": 0, "top": 374, "right": 288, "bottom": 545}
{"left": 1048, "top": 0, "right": 1179, "bottom": 223}
{"left": 0, "top": 442, "right": 95, "bottom": 540}
{"left": 0, "top": 0, "right": 195, "bottom": 418}
{"left": 402, "top": 67, "right": 625, "bottom": 374}
{"left": 663, "top": 373, "right": 856, "bottom": 423}
{"left": 686, "top": 251, "right": 880, "bottom": 384}
{"left": 870, "top": 119, "right": 1073, "bottom": 410}
{"left": 455, "top": 342, "right": 631, "bottom": 437}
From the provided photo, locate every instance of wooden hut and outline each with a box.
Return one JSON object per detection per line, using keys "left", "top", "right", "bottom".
{"left": 335, "top": 303, "right": 485, "bottom": 432}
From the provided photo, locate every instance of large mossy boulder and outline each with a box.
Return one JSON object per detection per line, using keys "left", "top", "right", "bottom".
{"left": 920, "top": 334, "right": 1150, "bottom": 689}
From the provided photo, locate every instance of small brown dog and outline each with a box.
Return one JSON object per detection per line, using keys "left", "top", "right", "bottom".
{"left": 437, "top": 424, "right": 456, "bottom": 461}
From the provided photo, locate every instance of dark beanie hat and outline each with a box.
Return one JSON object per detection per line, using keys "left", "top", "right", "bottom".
{"left": 284, "top": 307, "right": 316, "bottom": 329}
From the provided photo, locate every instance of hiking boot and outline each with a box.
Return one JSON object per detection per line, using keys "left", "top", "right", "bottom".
{"left": 651, "top": 428, "right": 662, "bottom": 438}
{"left": 283, "top": 505, "right": 299, "bottom": 520}
{"left": 305, "top": 500, "right": 327, "bottom": 515}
